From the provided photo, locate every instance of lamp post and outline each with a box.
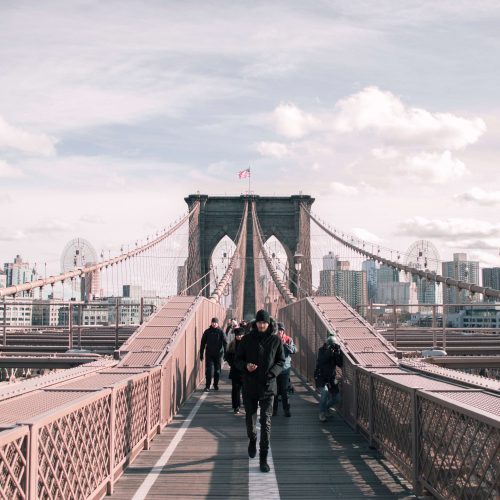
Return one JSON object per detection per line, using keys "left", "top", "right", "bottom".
{"left": 294, "top": 251, "right": 303, "bottom": 299}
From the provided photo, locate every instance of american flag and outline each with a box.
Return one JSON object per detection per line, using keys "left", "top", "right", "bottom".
{"left": 238, "top": 168, "right": 251, "bottom": 179}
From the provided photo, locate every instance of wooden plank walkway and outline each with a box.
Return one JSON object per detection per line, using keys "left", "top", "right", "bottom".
{"left": 111, "top": 369, "right": 415, "bottom": 499}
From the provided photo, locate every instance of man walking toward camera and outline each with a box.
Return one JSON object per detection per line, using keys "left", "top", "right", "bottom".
{"left": 200, "top": 317, "right": 227, "bottom": 391}
{"left": 235, "top": 309, "right": 285, "bottom": 473}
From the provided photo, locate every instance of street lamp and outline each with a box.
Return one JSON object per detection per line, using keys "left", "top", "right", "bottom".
{"left": 294, "top": 251, "right": 303, "bottom": 299}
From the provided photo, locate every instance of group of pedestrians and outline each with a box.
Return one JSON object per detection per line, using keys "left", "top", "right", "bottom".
{"left": 198, "top": 308, "right": 342, "bottom": 473}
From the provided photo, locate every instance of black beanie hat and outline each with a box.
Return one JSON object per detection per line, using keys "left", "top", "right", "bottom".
{"left": 211, "top": 317, "right": 219, "bottom": 324}
{"left": 255, "top": 309, "right": 270, "bottom": 323}
{"left": 234, "top": 327, "right": 245, "bottom": 336}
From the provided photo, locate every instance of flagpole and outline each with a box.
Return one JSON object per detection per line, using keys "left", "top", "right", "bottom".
{"left": 248, "top": 166, "right": 251, "bottom": 194}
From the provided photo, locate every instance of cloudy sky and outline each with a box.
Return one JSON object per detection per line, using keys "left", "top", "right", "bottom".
{"left": 1, "top": 0, "right": 499, "bottom": 276}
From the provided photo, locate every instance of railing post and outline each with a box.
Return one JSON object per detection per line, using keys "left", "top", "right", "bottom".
{"left": 392, "top": 303, "right": 397, "bottom": 350}
{"left": 3, "top": 297, "right": 7, "bottom": 348}
{"left": 442, "top": 304, "right": 447, "bottom": 350}
{"left": 140, "top": 297, "right": 144, "bottom": 325}
{"left": 27, "top": 425, "right": 39, "bottom": 500}
{"left": 68, "top": 303, "right": 73, "bottom": 350}
{"left": 107, "top": 389, "right": 116, "bottom": 495}
{"left": 77, "top": 304, "right": 82, "bottom": 350}
{"left": 368, "top": 373, "right": 375, "bottom": 448}
{"left": 115, "top": 298, "right": 120, "bottom": 350}
{"left": 411, "top": 390, "right": 423, "bottom": 495}
{"left": 145, "top": 373, "right": 151, "bottom": 450}
{"left": 432, "top": 304, "right": 437, "bottom": 347}
{"left": 369, "top": 300, "right": 373, "bottom": 325}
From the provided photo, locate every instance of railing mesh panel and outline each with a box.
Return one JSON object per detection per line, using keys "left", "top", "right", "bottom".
{"left": 149, "top": 370, "right": 162, "bottom": 429}
{"left": 372, "top": 379, "right": 413, "bottom": 479}
{"left": 114, "top": 376, "right": 149, "bottom": 466}
{"left": 0, "top": 429, "right": 28, "bottom": 500}
{"left": 356, "top": 369, "right": 370, "bottom": 432}
{"left": 418, "top": 395, "right": 500, "bottom": 500}
{"left": 37, "top": 395, "right": 111, "bottom": 499}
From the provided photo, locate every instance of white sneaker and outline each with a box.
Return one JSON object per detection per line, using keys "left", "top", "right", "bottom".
{"left": 319, "top": 412, "right": 327, "bottom": 422}
{"left": 327, "top": 408, "right": 335, "bottom": 416}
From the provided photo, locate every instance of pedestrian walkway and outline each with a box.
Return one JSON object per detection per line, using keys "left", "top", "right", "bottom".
{"left": 111, "top": 370, "right": 415, "bottom": 499}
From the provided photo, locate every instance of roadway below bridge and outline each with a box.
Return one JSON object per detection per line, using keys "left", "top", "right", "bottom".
{"left": 111, "top": 369, "right": 414, "bottom": 499}
{"left": 0, "top": 326, "right": 136, "bottom": 354}
{"left": 379, "top": 328, "right": 500, "bottom": 355}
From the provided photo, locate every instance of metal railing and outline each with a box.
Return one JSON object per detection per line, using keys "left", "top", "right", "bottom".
{"left": 0, "top": 296, "right": 225, "bottom": 499}
{"left": 279, "top": 296, "right": 500, "bottom": 499}
{"left": 1, "top": 298, "right": 168, "bottom": 351}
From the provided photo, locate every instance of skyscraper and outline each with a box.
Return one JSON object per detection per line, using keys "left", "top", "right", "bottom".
{"left": 319, "top": 268, "right": 368, "bottom": 309}
{"left": 362, "top": 260, "right": 378, "bottom": 301}
{"left": 323, "top": 251, "right": 337, "bottom": 271}
{"left": 482, "top": 267, "right": 500, "bottom": 302}
{"left": 442, "top": 253, "right": 479, "bottom": 311}
{"left": 3, "top": 255, "right": 35, "bottom": 297}
{"left": 377, "top": 264, "right": 400, "bottom": 284}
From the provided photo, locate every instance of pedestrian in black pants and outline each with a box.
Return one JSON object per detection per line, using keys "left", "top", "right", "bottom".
{"left": 224, "top": 327, "right": 245, "bottom": 413}
{"left": 235, "top": 309, "right": 285, "bottom": 473}
{"left": 200, "top": 317, "right": 227, "bottom": 391}
{"left": 273, "top": 322, "right": 297, "bottom": 417}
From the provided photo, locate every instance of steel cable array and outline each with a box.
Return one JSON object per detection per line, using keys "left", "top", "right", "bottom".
{"left": 0, "top": 205, "right": 199, "bottom": 299}
{"left": 251, "top": 201, "right": 295, "bottom": 305}
{"left": 209, "top": 201, "right": 248, "bottom": 321}
{"left": 302, "top": 203, "right": 500, "bottom": 300}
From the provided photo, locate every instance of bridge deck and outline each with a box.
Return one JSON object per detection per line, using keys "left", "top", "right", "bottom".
{"left": 111, "top": 370, "right": 414, "bottom": 499}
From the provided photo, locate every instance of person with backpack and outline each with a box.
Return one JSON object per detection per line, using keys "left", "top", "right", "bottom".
{"left": 314, "top": 331, "right": 343, "bottom": 422}
{"left": 273, "top": 322, "right": 297, "bottom": 417}
{"left": 200, "top": 317, "right": 227, "bottom": 391}
{"left": 225, "top": 326, "right": 245, "bottom": 413}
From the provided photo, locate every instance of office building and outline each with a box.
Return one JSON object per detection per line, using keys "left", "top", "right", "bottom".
{"left": 442, "top": 253, "right": 479, "bottom": 311}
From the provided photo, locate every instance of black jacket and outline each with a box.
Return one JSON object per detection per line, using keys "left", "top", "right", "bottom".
{"left": 200, "top": 326, "right": 227, "bottom": 359}
{"left": 234, "top": 319, "right": 285, "bottom": 398}
{"left": 314, "top": 343, "right": 343, "bottom": 388}
{"left": 225, "top": 338, "right": 243, "bottom": 382}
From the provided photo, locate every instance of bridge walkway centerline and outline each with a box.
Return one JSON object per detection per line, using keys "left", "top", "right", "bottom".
{"left": 110, "top": 369, "right": 414, "bottom": 499}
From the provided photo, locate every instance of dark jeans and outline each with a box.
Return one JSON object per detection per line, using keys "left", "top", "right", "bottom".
{"left": 231, "top": 379, "right": 243, "bottom": 409}
{"left": 205, "top": 355, "right": 221, "bottom": 388}
{"left": 273, "top": 369, "right": 290, "bottom": 413}
{"left": 243, "top": 393, "right": 274, "bottom": 458}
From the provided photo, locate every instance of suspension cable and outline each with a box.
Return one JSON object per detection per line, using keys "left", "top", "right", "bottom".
{"left": 210, "top": 201, "right": 248, "bottom": 303}
{"left": 302, "top": 203, "right": 500, "bottom": 300}
{"left": 251, "top": 201, "right": 295, "bottom": 304}
{"left": 0, "top": 205, "right": 199, "bottom": 298}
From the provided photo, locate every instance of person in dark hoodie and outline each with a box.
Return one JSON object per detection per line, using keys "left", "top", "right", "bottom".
{"left": 235, "top": 309, "right": 285, "bottom": 473}
{"left": 225, "top": 327, "right": 245, "bottom": 414}
{"left": 200, "top": 317, "right": 227, "bottom": 392}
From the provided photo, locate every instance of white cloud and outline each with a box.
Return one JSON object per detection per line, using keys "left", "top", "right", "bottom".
{"left": 79, "top": 214, "right": 105, "bottom": 225}
{"left": 399, "top": 216, "right": 500, "bottom": 239}
{"left": 257, "top": 141, "right": 291, "bottom": 158}
{"left": 352, "top": 227, "right": 382, "bottom": 243}
{"left": 26, "top": 219, "right": 71, "bottom": 235}
{"left": 334, "top": 86, "right": 486, "bottom": 150}
{"left": 395, "top": 150, "right": 468, "bottom": 184}
{"left": 0, "top": 116, "right": 57, "bottom": 156}
{"left": 271, "top": 103, "right": 321, "bottom": 139}
{"left": 330, "top": 181, "right": 358, "bottom": 195}
{"left": 371, "top": 147, "right": 399, "bottom": 160}
{"left": 0, "top": 227, "right": 25, "bottom": 241}
{"left": 454, "top": 187, "right": 500, "bottom": 206}
{"left": 0, "top": 160, "right": 23, "bottom": 178}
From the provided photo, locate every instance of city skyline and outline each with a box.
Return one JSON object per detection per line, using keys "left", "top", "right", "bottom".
{"left": 1, "top": 1, "right": 500, "bottom": 275}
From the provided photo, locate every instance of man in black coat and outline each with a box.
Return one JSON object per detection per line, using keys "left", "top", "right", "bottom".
{"left": 235, "top": 309, "right": 285, "bottom": 473}
{"left": 200, "top": 317, "right": 227, "bottom": 391}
